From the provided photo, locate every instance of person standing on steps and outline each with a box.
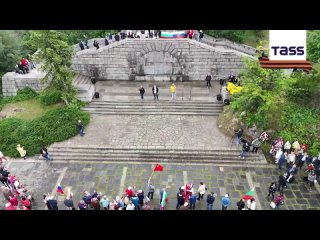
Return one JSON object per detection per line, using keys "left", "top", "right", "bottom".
{"left": 234, "top": 128, "right": 243, "bottom": 145}
{"left": 170, "top": 83, "right": 176, "bottom": 101}
{"left": 139, "top": 85, "right": 145, "bottom": 100}
{"left": 78, "top": 119, "right": 85, "bottom": 136}
{"left": 205, "top": 73, "right": 212, "bottom": 88}
{"left": 152, "top": 85, "right": 159, "bottom": 101}
{"left": 16, "top": 144, "right": 26, "bottom": 160}
{"left": 39, "top": 145, "right": 52, "bottom": 161}
{"left": 239, "top": 140, "right": 251, "bottom": 159}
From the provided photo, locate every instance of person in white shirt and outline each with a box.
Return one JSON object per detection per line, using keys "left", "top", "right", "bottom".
{"left": 126, "top": 201, "right": 135, "bottom": 210}
{"left": 197, "top": 182, "right": 206, "bottom": 200}
{"left": 250, "top": 198, "right": 256, "bottom": 210}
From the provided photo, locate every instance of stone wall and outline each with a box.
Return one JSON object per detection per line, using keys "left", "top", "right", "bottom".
{"left": 72, "top": 38, "right": 253, "bottom": 81}
{"left": 2, "top": 71, "right": 45, "bottom": 97}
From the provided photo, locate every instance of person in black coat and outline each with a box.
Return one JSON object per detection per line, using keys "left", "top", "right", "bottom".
{"left": 237, "top": 198, "right": 245, "bottom": 210}
{"left": 79, "top": 41, "right": 85, "bottom": 50}
{"left": 205, "top": 74, "right": 212, "bottom": 88}
{"left": 267, "top": 182, "right": 277, "bottom": 200}
{"left": 277, "top": 175, "right": 287, "bottom": 192}
{"left": 139, "top": 86, "right": 145, "bottom": 100}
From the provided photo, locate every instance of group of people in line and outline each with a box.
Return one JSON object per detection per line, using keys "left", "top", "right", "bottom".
{"left": 78, "top": 30, "right": 205, "bottom": 51}
{"left": 138, "top": 83, "right": 176, "bottom": 101}
{"left": 14, "top": 57, "right": 36, "bottom": 74}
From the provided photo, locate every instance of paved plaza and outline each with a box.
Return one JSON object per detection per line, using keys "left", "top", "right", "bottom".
{"left": 2, "top": 160, "right": 320, "bottom": 210}
{"left": 53, "top": 115, "right": 231, "bottom": 150}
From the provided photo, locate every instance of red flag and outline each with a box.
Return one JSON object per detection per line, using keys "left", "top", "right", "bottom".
{"left": 154, "top": 164, "right": 163, "bottom": 172}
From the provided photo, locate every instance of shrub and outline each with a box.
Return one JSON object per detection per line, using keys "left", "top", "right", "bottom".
{"left": 39, "top": 88, "right": 62, "bottom": 105}
{"left": 0, "top": 106, "right": 90, "bottom": 157}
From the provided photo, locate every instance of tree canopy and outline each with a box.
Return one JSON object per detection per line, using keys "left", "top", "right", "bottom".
{"left": 26, "top": 30, "right": 76, "bottom": 104}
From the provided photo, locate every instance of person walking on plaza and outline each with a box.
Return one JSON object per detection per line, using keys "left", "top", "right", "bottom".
{"left": 189, "top": 191, "right": 197, "bottom": 210}
{"left": 277, "top": 174, "right": 287, "bottom": 192}
{"left": 197, "top": 182, "right": 206, "bottom": 200}
{"left": 267, "top": 182, "right": 277, "bottom": 201}
{"left": 160, "top": 188, "right": 168, "bottom": 210}
{"left": 176, "top": 190, "right": 185, "bottom": 209}
{"left": 147, "top": 178, "right": 155, "bottom": 200}
{"left": 221, "top": 193, "right": 231, "bottom": 210}
{"left": 152, "top": 85, "right": 159, "bottom": 101}
{"left": 236, "top": 198, "right": 245, "bottom": 210}
{"left": 100, "top": 195, "right": 110, "bottom": 210}
{"left": 139, "top": 85, "right": 145, "bottom": 100}
{"left": 205, "top": 73, "right": 212, "bottom": 88}
{"left": 170, "top": 83, "right": 176, "bottom": 100}
{"left": 246, "top": 198, "right": 256, "bottom": 210}
{"left": 78, "top": 119, "right": 85, "bottom": 136}
{"left": 206, "top": 192, "right": 216, "bottom": 210}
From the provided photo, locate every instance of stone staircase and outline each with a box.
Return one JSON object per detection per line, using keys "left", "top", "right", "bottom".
{"left": 48, "top": 145, "right": 267, "bottom": 165}
{"left": 81, "top": 100, "right": 224, "bottom": 116}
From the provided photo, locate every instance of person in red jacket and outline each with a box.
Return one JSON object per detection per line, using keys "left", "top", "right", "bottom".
{"left": 9, "top": 195, "right": 19, "bottom": 207}
{"left": 188, "top": 30, "right": 194, "bottom": 39}
{"left": 5, "top": 202, "right": 17, "bottom": 210}
{"left": 21, "top": 196, "right": 31, "bottom": 210}
{"left": 125, "top": 186, "right": 134, "bottom": 198}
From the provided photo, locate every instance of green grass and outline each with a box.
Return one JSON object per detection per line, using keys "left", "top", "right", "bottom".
{"left": 1, "top": 99, "right": 63, "bottom": 120}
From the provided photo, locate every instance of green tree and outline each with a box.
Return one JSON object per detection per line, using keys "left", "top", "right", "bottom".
{"left": 231, "top": 58, "right": 295, "bottom": 129}
{"left": 60, "top": 30, "right": 118, "bottom": 45}
{"left": 307, "top": 30, "right": 320, "bottom": 63}
{"left": 204, "top": 30, "right": 246, "bottom": 43}
{"left": 0, "top": 31, "right": 28, "bottom": 75}
{"left": 26, "top": 30, "right": 76, "bottom": 104}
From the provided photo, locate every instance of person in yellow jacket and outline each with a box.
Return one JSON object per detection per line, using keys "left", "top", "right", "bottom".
{"left": 16, "top": 144, "right": 26, "bottom": 160}
{"left": 170, "top": 83, "right": 176, "bottom": 100}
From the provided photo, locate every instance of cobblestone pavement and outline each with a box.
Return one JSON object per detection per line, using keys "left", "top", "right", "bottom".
{"left": 2, "top": 160, "right": 320, "bottom": 210}
{"left": 54, "top": 115, "right": 233, "bottom": 150}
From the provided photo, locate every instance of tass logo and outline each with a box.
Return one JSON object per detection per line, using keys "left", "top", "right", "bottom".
{"left": 271, "top": 46, "right": 305, "bottom": 56}
{"left": 269, "top": 30, "right": 306, "bottom": 60}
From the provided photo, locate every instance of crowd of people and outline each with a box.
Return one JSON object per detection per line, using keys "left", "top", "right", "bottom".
{"left": 14, "top": 57, "right": 36, "bottom": 74}
{"left": 0, "top": 151, "right": 34, "bottom": 210}
{"left": 78, "top": 30, "right": 205, "bottom": 51}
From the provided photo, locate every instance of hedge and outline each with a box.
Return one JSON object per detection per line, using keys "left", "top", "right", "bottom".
{"left": 39, "top": 88, "right": 63, "bottom": 106}
{"left": 0, "top": 105, "right": 90, "bottom": 157}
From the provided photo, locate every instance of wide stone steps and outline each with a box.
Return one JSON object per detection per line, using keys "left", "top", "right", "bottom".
{"left": 48, "top": 147, "right": 267, "bottom": 165}
{"left": 82, "top": 100, "right": 224, "bottom": 115}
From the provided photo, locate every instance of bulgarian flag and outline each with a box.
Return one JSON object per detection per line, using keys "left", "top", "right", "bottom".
{"left": 242, "top": 187, "right": 254, "bottom": 200}
{"left": 160, "top": 31, "right": 187, "bottom": 39}
{"left": 154, "top": 164, "right": 164, "bottom": 172}
{"left": 57, "top": 184, "right": 64, "bottom": 194}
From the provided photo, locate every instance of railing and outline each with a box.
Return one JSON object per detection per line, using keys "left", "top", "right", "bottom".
{"left": 202, "top": 34, "right": 257, "bottom": 56}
